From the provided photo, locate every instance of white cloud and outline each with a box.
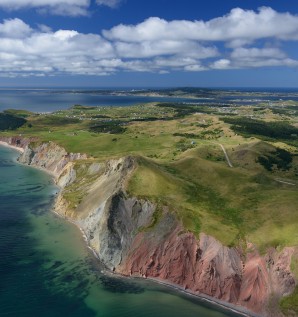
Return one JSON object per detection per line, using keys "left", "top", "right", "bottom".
{"left": 184, "top": 64, "right": 206, "bottom": 72}
{"left": 37, "top": 24, "right": 52, "bottom": 33}
{"left": 0, "top": 18, "right": 32, "bottom": 38}
{"left": 96, "top": 0, "right": 122, "bottom": 8}
{"left": 0, "top": 22, "right": 116, "bottom": 76}
{"left": 211, "top": 59, "right": 231, "bottom": 70}
{"left": 0, "top": 0, "right": 90, "bottom": 16}
{"left": 211, "top": 54, "right": 298, "bottom": 70}
{"left": 0, "top": 7, "right": 298, "bottom": 77}
{"left": 114, "top": 40, "right": 218, "bottom": 59}
{"left": 104, "top": 7, "right": 298, "bottom": 43}
{"left": 231, "top": 47, "right": 286, "bottom": 59}
{"left": 0, "top": 0, "right": 123, "bottom": 15}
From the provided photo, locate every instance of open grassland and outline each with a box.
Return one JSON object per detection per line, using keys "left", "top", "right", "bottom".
{"left": 1, "top": 102, "right": 297, "bottom": 251}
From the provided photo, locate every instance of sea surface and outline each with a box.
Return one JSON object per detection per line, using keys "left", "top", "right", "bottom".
{"left": 0, "top": 89, "right": 208, "bottom": 112}
{"left": 0, "top": 145, "right": 242, "bottom": 317}
{"left": 0, "top": 87, "right": 298, "bottom": 112}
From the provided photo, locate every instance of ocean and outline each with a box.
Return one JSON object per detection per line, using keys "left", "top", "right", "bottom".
{"left": 0, "top": 145, "right": 241, "bottom": 317}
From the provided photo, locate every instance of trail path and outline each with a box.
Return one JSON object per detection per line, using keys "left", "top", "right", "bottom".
{"left": 218, "top": 144, "right": 233, "bottom": 168}
{"left": 274, "top": 179, "right": 296, "bottom": 186}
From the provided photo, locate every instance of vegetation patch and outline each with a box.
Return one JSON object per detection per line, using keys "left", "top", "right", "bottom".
{"left": 280, "top": 286, "right": 298, "bottom": 316}
{"left": 156, "top": 103, "right": 214, "bottom": 118}
{"left": 257, "top": 148, "right": 293, "bottom": 171}
{"left": 89, "top": 121, "right": 126, "bottom": 134}
{"left": 0, "top": 113, "right": 27, "bottom": 130}
{"left": 221, "top": 117, "right": 298, "bottom": 144}
{"left": 139, "top": 207, "right": 163, "bottom": 232}
{"left": 33, "top": 116, "right": 80, "bottom": 127}
{"left": 3, "top": 109, "right": 34, "bottom": 118}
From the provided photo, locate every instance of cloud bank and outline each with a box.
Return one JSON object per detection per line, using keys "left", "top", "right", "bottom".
{"left": 0, "top": 7, "right": 298, "bottom": 77}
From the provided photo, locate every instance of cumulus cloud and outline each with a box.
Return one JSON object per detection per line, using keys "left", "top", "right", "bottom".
{"left": 211, "top": 59, "right": 231, "bottom": 70}
{"left": 231, "top": 47, "right": 286, "bottom": 60}
{"left": 0, "top": 18, "right": 32, "bottom": 38}
{"left": 0, "top": 7, "right": 298, "bottom": 77}
{"left": 0, "top": 24, "right": 116, "bottom": 77}
{"left": 211, "top": 48, "right": 298, "bottom": 70}
{"left": 114, "top": 40, "right": 218, "bottom": 59}
{"left": 104, "top": 7, "right": 298, "bottom": 42}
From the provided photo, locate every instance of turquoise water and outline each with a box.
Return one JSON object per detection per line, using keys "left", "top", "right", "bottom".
{"left": 0, "top": 146, "right": 241, "bottom": 317}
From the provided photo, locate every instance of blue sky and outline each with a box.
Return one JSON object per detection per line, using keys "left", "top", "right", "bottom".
{"left": 0, "top": 0, "right": 297, "bottom": 87}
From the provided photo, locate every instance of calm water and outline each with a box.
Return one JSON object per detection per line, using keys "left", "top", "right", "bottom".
{"left": 0, "top": 88, "right": 298, "bottom": 113}
{"left": 0, "top": 89, "right": 211, "bottom": 112}
{"left": 0, "top": 146, "right": 241, "bottom": 317}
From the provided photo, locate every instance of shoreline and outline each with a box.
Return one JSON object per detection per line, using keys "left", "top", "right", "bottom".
{"left": 140, "top": 277, "right": 259, "bottom": 317}
{"left": 101, "top": 265, "right": 260, "bottom": 317}
{"left": 0, "top": 141, "right": 61, "bottom": 180}
{"left": 102, "top": 269, "right": 260, "bottom": 317}
{"left": 0, "top": 141, "right": 260, "bottom": 317}
{"left": 0, "top": 141, "right": 24, "bottom": 153}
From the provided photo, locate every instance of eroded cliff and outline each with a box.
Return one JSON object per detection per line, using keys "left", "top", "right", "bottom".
{"left": 1, "top": 136, "right": 296, "bottom": 317}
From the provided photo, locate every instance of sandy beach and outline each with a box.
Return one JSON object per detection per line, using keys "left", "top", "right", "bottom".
{"left": 0, "top": 141, "right": 24, "bottom": 153}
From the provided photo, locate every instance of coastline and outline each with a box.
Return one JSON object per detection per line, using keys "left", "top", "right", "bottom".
{"left": 138, "top": 277, "right": 260, "bottom": 317}
{"left": 0, "top": 141, "right": 61, "bottom": 180}
{"left": 0, "top": 141, "right": 24, "bottom": 153}
{"left": 0, "top": 141, "right": 260, "bottom": 317}
{"left": 101, "top": 269, "right": 260, "bottom": 317}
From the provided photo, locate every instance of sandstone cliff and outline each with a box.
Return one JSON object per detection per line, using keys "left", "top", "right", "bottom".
{"left": 1, "top": 136, "right": 296, "bottom": 317}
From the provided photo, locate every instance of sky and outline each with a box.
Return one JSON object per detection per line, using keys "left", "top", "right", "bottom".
{"left": 0, "top": 0, "right": 298, "bottom": 87}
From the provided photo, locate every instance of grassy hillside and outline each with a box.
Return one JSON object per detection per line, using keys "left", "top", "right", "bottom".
{"left": 0, "top": 101, "right": 297, "bottom": 251}
{"left": 1, "top": 100, "right": 297, "bottom": 313}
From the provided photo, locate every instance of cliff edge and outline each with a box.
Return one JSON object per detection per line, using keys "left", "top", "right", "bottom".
{"left": 1, "top": 136, "right": 297, "bottom": 317}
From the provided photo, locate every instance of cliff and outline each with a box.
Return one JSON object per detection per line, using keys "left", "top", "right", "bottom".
{"left": 0, "top": 136, "right": 296, "bottom": 317}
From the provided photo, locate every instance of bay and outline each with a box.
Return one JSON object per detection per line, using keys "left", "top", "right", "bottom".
{"left": 1, "top": 87, "right": 298, "bottom": 113}
{"left": 0, "top": 89, "right": 211, "bottom": 112}
{"left": 0, "top": 145, "right": 242, "bottom": 317}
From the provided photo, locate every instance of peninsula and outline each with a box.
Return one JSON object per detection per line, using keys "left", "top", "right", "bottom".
{"left": 1, "top": 98, "right": 297, "bottom": 317}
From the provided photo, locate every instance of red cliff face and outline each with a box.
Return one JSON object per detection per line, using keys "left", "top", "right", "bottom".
{"left": 118, "top": 218, "right": 296, "bottom": 316}
{"left": 239, "top": 249, "right": 269, "bottom": 312}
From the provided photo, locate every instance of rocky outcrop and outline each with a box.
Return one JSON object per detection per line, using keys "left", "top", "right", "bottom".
{"left": 0, "top": 136, "right": 86, "bottom": 178}
{"left": 0, "top": 135, "right": 34, "bottom": 149}
{"left": 19, "top": 141, "right": 87, "bottom": 178}
{"left": 1, "top": 136, "right": 296, "bottom": 317}
{"left": 55, "top": 156, "right": 156, "bottom": 270}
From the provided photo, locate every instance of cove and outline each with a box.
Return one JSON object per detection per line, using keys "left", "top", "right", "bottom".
{"left": 0, "top": 145, "right": 241, "bottom": 317}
